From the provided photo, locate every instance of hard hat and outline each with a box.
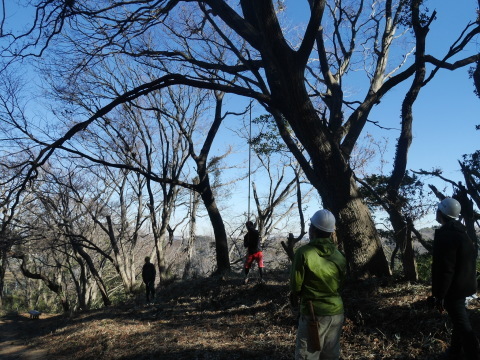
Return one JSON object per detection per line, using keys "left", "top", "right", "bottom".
{"left": 437, "top": 198, "right": 461, "bottom": 219}
{"left": 310, "top": 209, "right": 336, "bottom": 232}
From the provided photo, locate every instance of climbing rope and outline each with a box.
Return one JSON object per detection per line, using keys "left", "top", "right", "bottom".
{"left": 247, "top": 103, "right": 252, "bottom": 220}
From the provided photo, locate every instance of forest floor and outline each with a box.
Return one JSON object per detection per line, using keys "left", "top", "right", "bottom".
{"left": 0, "top": 269, "right": 479, "bottom": 360}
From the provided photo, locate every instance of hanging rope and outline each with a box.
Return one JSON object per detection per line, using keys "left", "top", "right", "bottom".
{"left": 247, "top": 104, "right": 252, "bottom": 220}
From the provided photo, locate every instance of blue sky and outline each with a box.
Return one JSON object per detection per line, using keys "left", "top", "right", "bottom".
{"left": 372, "top": 0, "right": 480, "bottom": 179}
{"left": 366, "top": 1, "right": 480, "bottom": 207}
{"left": 274, "top": 0, "right": 480, "bottom": 188}
{"left": 221, "top": 0, "right": 480, "bottom": 231}
{"left": 2, "top": 0, "right": 479, "bottom": 235}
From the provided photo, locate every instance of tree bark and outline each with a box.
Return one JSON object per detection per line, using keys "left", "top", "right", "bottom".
{"left": 269, "top": 94, "right": 390, "bottom": 276}
{"left": 383, "top": 1, "right": 432, "bottom": 281}
{"left": 0, "top": 249, "right": 8, "bottom": 308}
{"left": 473, "top": 59, "right": 480, "bottom": 98}
{"left": 184, "top": 186, "right": 200, "bottom": 279}
{"left": 199, "top": 182, "right": 230, "bottom": 275}
{"left": 403, "top": 224, "right": 417, "bottom": 281}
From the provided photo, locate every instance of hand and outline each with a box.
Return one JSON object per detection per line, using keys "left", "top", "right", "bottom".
{"left": 289, "top": 292, "right": 299, "bottom": 308}
{"left": 289, "top": 292, "right": 300, "bottom": 318}
{"left": 434, "top": 297, "right": 445, "bottom": 313}
{"left": 426, "top": 295, "right": 435, "bottom": 308}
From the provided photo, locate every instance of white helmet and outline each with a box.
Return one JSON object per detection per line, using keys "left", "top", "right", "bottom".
{"left": 437, "top": 198, "right": 461, "bottom": 219}
{"left": 310, "top": 209, "right": 336, "bottom": 233}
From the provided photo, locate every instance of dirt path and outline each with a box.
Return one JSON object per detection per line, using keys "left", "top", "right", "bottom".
{"left": 0, "top": 314, "right": 49, "bottom": 360}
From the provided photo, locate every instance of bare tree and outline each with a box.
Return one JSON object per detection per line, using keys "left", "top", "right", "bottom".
{"left": 245, "top": 113, "right": 313, "bottom": 245}
{"left": 35, "top": 171, "right": 112, "bottom": 306}
{"left": 11, "top": 252, "right": 70, "bottom": 312}
{"left": 83, "top": 167, "right": 148, "bottom": 293}
{"left": 1, "top": 0, "right": 479, "bottom": 277}
{"left": 381, "top": 4, "right": 436, "bottom": 281}
{"left": 4, "top": 167, "right": 107, "bottom": 311}
{"left": 174, "top": 90, "right": 233, "bottom": 274}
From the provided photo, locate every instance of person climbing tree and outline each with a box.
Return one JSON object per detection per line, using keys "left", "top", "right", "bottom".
{"left": 243, "top": 221, "right": 265, "bottom": 284}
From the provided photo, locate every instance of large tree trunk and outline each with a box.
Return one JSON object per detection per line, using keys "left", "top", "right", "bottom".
{"left": 156, "top": 215, "right": 175, "bottom": 283}
{"left": 332, "top": 182, "right": 391, "bottom": 277}
{"left": 273, "top": 92, "right": 391, "bottom": 277}
{"left": 199, "top": 183, "right": 230, "bottom": 275}
{"left": 240, "top": 0, "right": 390, "bottom": 278}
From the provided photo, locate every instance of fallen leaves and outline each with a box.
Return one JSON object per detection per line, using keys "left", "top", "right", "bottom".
{"left": 4, "top": 272, "right": 479, "bottom": 360}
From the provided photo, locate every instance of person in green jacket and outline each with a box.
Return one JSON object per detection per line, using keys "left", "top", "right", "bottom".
{"left": 290, "top": 209, "right": 347, "bottom": 360}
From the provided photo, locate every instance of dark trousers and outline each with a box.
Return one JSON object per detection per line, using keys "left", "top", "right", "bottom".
{"left": 444, "top": 297, "right": 480, "bottom": 360}
{"left": 145, "top": 281, "right": 155, "bottom": 302}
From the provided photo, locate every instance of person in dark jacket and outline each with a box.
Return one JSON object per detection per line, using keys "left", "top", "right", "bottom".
{"left": 142, "top": 256, "right": 156, "bottom": 304}
{"left": 243, "top": 221, "right": 264, "bottom": 284}
{"left": 432, "top": 198, "right": 479, "bottom": 360}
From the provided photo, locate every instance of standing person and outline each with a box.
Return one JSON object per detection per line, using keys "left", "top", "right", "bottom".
{"left": 432, "top": 198, "right": 479, "bottom": 360}
{"left": 290, "top": 209, "right": 347, "bottom": 360}
{"left": 142, "top": 256, "right": 156, "bottom": 304}
{"left": 243, "top": 220, "right": 265, "bottom": 284}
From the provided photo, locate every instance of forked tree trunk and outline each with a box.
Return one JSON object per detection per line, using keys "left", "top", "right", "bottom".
{"left": 276, "top": 103, "right": 391, "bottom": 276}
{"left": 146, "top": 176, "right": 178, "bottom": 284}
{"left": 239, "top": 0, "right": 391, "bottom": 278}
{"left": 383, "top": 2, "right": 431, "bottom": 282}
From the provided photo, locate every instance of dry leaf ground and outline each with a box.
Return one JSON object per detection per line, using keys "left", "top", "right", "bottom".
{"left": 1, "top": 269, "right": 479, "bottom": 360}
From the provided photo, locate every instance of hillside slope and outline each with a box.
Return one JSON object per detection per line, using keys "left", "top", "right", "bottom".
{"left": 1, "top": 270, "right": 479, "bottom": 360}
